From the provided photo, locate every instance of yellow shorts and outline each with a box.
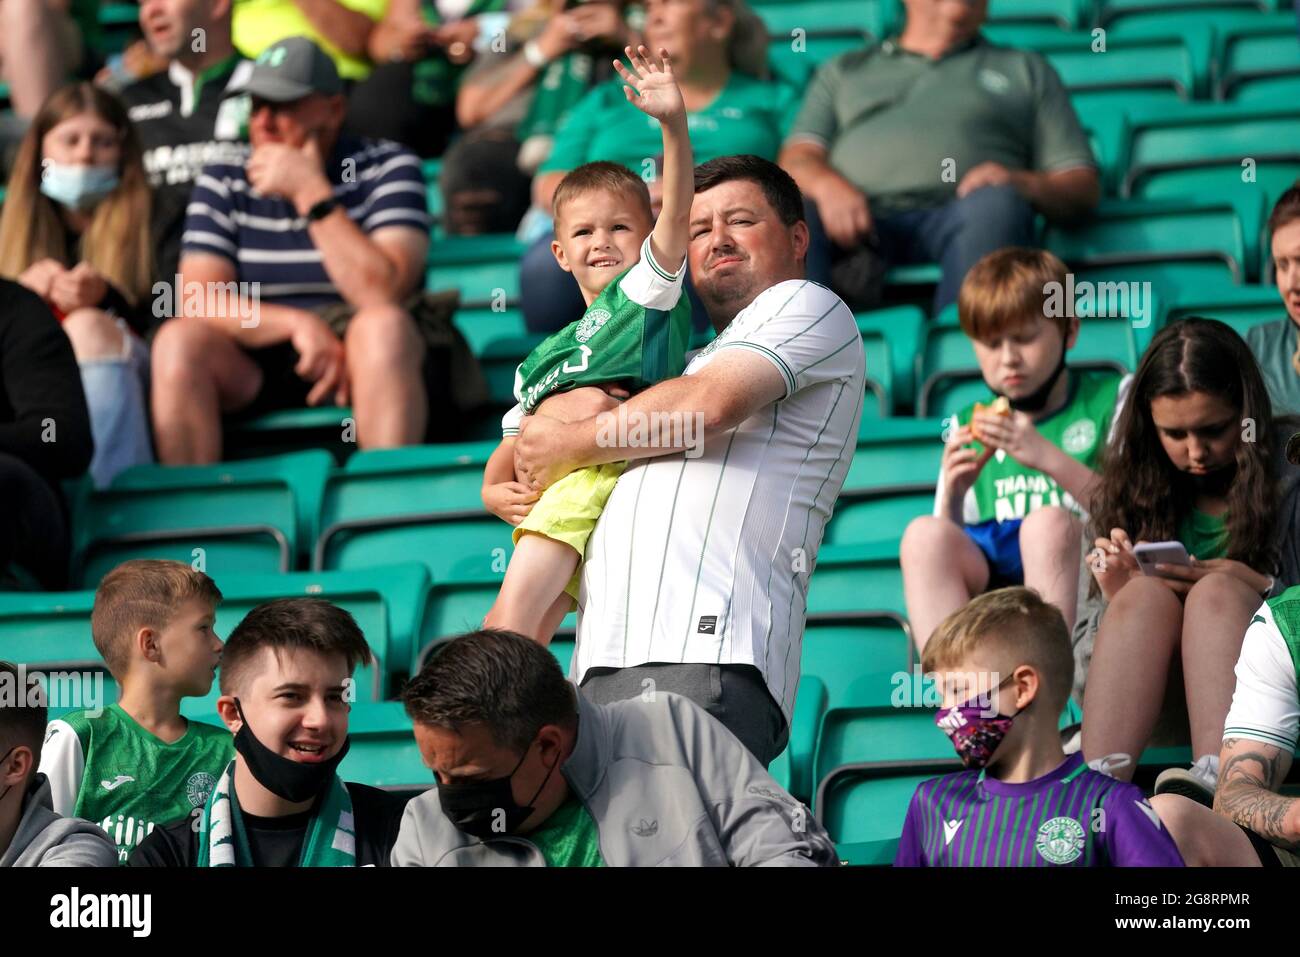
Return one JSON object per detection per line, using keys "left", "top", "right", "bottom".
{"left": 513, "top": 461, "right": 628, "bottom": 601}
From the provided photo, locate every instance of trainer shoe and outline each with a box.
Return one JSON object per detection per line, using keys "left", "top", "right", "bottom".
{"left": 1086, "top": 753, "right": 1132, "bottom": 778}
{"left": 1154, "top": 754, "right": 1219, "bottom": 807}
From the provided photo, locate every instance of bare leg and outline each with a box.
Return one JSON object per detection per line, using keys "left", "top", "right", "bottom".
{"left": 1182, "top": 572, "right": 1262, "bottom": 762}
{"left": 1081, "top": 576, "right": 1182, "bottom": 780}
{"left": 1151, "top": 794, "right": 1261, "bottom": 866}
{"left": 0, "top": 0, "right": 75, "bottom": 117}
{"left": 150, "top": 318, "right": 261, "bottom": 464}
{"left": 1018, "top": 505, "right": 1082, "bottom": 629}
{"left": 345, "top": 304, "right": 426, "bottom": 448}
{"left": 900, "top": 515, "right": 990, "bottom": 654}
{"left": 483, "top": 532, "right": 579, "bottom": 644}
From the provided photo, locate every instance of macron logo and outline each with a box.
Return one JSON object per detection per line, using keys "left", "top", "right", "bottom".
{"left": 100, "top": 775, "right": 134, "bottom": 792}
{"left": 1135, "top": 800, "right": 1163, "bottom": 830}
{"left": 943, "top": 819, "right": 963, "bottom": 845}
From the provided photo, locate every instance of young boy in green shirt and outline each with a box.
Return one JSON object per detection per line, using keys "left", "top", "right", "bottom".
{"left": 480, "top": 45, "right": 694, "bottom": 643}
{"left": 901, "top": 248, "right": 1126, "bottom": 652}
{"left": 39, "top": 560, "right": 233, "bottom": 863}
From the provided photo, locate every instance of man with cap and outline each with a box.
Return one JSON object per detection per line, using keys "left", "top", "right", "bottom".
{"left": 150, "top": 36, "right": 441, "bottom": 464}
{"left": 391, "top": 628, "right": 839, "bottom": 867}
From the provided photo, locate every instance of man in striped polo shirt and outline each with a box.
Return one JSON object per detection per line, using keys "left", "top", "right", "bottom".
{"left": 150, "top": 37, "right": 435, "bottom": 464}
{"left": 514, "top": 155, "right": 865, "bottom": 766}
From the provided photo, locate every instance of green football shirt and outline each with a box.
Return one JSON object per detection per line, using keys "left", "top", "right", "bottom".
{"left": 1177, "top": 508, "right": 1229, "bottom": 561}
{"left": 527, "top": 796, "right": 604, "bottom": 867}
{"left": 948, "top": 370, "right": 1123, "bottom": 524}
{"left": 39, "top": 706, "right": 234, "bottom": 864}
{"left": 507, "top": 234, "right": 691, "bottom": 423}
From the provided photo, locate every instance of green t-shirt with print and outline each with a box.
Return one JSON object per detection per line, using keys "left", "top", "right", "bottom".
{"left": 955, "top": 369, "right": 1122, "bottom": 524}
{"left": 528, "top": 796, "right": 605, "bottom": 867}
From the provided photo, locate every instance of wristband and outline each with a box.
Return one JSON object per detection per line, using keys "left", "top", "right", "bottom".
{"left": 305, "top": 196, "right": 339, "bottom": 223}
{"left": 523, "top": 38, "right": 548, "bottom": 69}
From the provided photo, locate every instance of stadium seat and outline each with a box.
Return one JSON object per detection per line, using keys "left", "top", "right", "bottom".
{"left": 828, "top": 419, "right": 943, "bottom": 547}
{"left": 72, "top": 451, "right": 333, "bottom": 588}
{"left": 982, "top": 21, "right": 1080, "bottom": 49}
{"left": 0, "top": 590, "right": 114, "bottom": 717}
{"left": 314, "top": 441, "right": 504, "bottom": 579}
{"left": 1164, "top": 283, "right": 1284, "bottom": 338}
{"left": 453, "top": 306, "right": 531, "bottom": 358}
{"left": 751, "top": 0, "right": 895, "bottom": 42}
{"left": 223, "top": 405, "right": 356, "bottom": 463}
{"left": 808, "top": 541, "right": 907, "bottom": 618}
{"left": 768, "top": 35, "right": 865, "bottom": 89}
{"left": 858, "top": 305, "right": 925, "bottom": 412}
{"left": 421, "top": 158, "right": 444, "bottom": 234}
{"left": 336, "top": 701, "right": 431, "bottom": 792}
{"left": 1215, "top": 19, "right": 1300, "bottom": 102}
{"left": 478, "top": 333, "right": 547, "bottom": 406}
{"left": 1044, "top": 198, "right": 1247, "bottom": 305}
{"left": 989, "top": 0, "right": 1091, "bottom": 28}
{"left": 426, "top": 234, "right": 527, "bottom": 308}
{"left": 97, "top": 2, "right": 140, "bottom": 55}
{"left": 1098, "top": 0, "right": 1272, "bottom": 31}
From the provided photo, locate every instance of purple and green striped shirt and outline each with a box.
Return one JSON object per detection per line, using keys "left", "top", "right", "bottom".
{"left": 894, "top": 753, "right": 1184, "bottom": 867}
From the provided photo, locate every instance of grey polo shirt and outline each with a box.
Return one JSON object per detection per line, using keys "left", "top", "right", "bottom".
{"left": 785, "top": 35, "right": 1095, "bottom": 213}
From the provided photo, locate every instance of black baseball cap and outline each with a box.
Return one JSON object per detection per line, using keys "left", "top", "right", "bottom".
{"left": 227, "top": 37, "right": 343, "bottom": 103}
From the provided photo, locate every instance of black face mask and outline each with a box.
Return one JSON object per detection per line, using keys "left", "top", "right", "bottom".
{"left": 232, "top": 699, "right": 350, "bottom": 804}
{"left": 999, "top": 345, "right": 1068, "bottom": 414}
{"left": 438, "top": 738, "right": 560, "bottom": 840}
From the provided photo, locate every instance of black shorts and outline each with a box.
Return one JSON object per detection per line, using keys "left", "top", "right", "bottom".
{"left": 1239, "top": 824, "right": 1300, "bottom": 866}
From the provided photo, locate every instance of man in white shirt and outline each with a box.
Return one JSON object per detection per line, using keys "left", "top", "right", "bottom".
{"left": 514, "top": 155, "right": 866, "bottom": 766}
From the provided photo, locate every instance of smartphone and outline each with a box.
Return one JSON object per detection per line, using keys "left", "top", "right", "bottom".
{"left": 1133, "top": 541, "right": 1192, "bottom": 577}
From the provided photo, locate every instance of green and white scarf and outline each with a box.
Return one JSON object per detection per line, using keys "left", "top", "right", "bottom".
{"left": 196, "top": 760, "right": 357, "bottom": 867}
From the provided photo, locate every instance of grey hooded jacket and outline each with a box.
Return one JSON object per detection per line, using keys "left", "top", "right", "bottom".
{"left": 392, "top": 690, "right": 839, "bottom": 866}
{"left": 0, "top": 774, "right": 118, "bottom": 867}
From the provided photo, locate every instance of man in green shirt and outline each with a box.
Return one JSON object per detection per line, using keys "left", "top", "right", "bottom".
{"left": 779, "top": 0, "right": 1099, "bottom": 312}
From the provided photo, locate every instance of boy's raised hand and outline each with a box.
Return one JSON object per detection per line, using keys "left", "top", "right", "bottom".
{"left": 613, "top": 45, "right": 685, "bottom": 124}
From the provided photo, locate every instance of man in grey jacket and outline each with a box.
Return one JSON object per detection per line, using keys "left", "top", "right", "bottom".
{"left": 0, "top": 662, "right": 117, "bottom": 867}
{"left": 392, "top": 630, "right": 838, "bottom": 866}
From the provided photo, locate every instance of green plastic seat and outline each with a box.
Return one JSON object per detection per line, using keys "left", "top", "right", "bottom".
{"left": 314, "top": 441, "right": 504, "bottom": 577}
{"left": 768, "top": 35, "right": 866, "bottom": 88}
{"left": 1044, "top": 198, "right": 1247, "bottom": 304}
{"left": 1071, "top": 88, "right": 1189, "bottom": 194}
{"left": 73, "top": 451, "right": 333, "bottom": 588}
{"left": 808, "top": 541, "right": 907, "bottom": 618}
{"left": 857, "top": 305, "right": 925, "bottom": 411}
{"left": 752, "top": 0, "right": 894, "bottom": 40}
{"left": 1215, "top": 18, "right": 1300, "bottom": 100}
{"left": 844, "top": 417, "right": 945, "bottom": 491}
{"left": 453, "top": 306, "right": 531, "bottom": 358}
{"left": 224, "top": 405, "right": 356, "bottom": 462}
{"left": 982, "top": 22, "right": 1081, "bottom": 49}
{"left": 989, "top": 0, "right": 1092, "bottom": 28}
{"left": 336, "top": 701, "right": 431, "bottom": 791}
{"left": 823, "top": 489, "right": 933, "bottom": 548}
{"left": 1099, "top": 0, "right": 1269, "bottom": 30}
{"left": 426, "top": 233, "right": 527, "bottom": 307}
{"left": 479, "top": 333, "right": 547, "bottom": 406}
{"left": 860, "top": 330, "right": 892, "bottom": 418}
{"left": 1164, "top": 283, "right": 1284, "bottom": 339}
{"left": 0, "top": 590, "right": 117, "bottom": 716}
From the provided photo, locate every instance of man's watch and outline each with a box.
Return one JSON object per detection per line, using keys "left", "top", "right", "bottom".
{"left": 305, "top": 196, "right": 340, "bottom": 223}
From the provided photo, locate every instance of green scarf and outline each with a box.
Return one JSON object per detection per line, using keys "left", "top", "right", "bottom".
{"left": 412, "top": 0, "right": 509, "bottom": 108}
{"left": 196, "top": 760, "right": 357, "bottom": 867}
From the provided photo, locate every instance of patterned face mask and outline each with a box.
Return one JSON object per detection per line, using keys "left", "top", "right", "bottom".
{"left": 935, "top": 673, "right": 1024, "bottom": 770}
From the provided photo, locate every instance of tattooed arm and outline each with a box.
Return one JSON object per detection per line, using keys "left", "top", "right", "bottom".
{"left": 1214, "top": 737, "right": 1300, "bottom": 849}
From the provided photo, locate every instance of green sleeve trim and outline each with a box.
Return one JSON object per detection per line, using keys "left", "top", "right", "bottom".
{"left": 1223, "top": 727, "right": 1297, "bottom": 751}
{"left": 717, "top": 341, "right": 796, "bottom": 397}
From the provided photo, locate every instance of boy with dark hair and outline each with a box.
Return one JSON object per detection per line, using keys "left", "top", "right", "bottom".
{"left": 895, "top": 587, "right": 1183, "bottom": 867}
{"left": 392, "top": 628, "right": 838, "bottom": 867}
{"left": 480, "top": 45, "right": 694, "bottom": 644}
{"left": 130, "top": 598, "right": 408, "bottom": 866}
{"left": 0, "top": 661, "right": 118, "bottom": 866}
{"left": 901, "top": 247, "right": 1127, "bottom": 651}
{"left": 39, "top": 559, "right": 231, "bottom": 863}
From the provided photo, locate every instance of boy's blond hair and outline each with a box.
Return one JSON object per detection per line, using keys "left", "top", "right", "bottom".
{"left": 552, "top": 161, "right": 652, "bottom": 225}
{"left": 91, "top": 560, "right": 222, "bottom": 679}
{"left": 958, "top": 247, "right": 1070, "bottom": 343}
{"left": 922, "top": 587, "right": 1073, "bottom": 713}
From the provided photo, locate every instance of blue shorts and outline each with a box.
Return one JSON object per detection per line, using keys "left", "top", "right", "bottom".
{"left": 963, "top": 518, "right": 1024, "bottom": 586}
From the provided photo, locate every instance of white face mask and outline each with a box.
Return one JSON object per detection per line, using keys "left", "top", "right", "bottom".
{"left": 39, "top": 160, "right": 120, "bottom": 211}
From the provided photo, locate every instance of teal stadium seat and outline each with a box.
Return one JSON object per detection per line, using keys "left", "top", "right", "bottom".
{"left": 1215, "top": 20, "right": 1300, "bottom": 102}
{"left": 426, "top": 234, "right": 526, "bottom": 307}
{"left": 807, "top": 541, "right": 907, "bottom": 618}
{"left": 857, "top": 305, "right": 925, "bottom": 413}
{"left": 73, "top": 451, "right": 333, "bottom": 588}
{"left": 314, "top": 441, "right": 507, "bottom": 580}
{"left": 1164, "top": 283, "right": 1284, "bottom": 338}
{"left": 989, "top": 0, "right": 1091, "bottom": 28}
{"left": 336, "top": 701, "right": 432, "bottom": 791}
{"left": 1043, "top": 198, "right": 1246, "bottom": 303}
{"left": 827, "top": 418, "right": 944, "bottom": 547}
{"left": 223, "top": 405, "right": 356, "bottom": 463}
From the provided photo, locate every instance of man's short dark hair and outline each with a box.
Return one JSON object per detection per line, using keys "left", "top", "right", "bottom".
{"left": 402, "top": 630, "right": 577, "bottom": 752}
{"left": 219, "top": 599, "right": 372, "bottom": 695}
{"left": 0, "top": 661, "right": 48, "bottom": 765}
{"left": 693, "top": 154, "right": 804, "bottom": 227}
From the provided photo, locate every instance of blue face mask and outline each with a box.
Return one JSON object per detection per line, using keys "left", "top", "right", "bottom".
{"left": 39, "top": 161, "right": 120, "bottom": 211}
